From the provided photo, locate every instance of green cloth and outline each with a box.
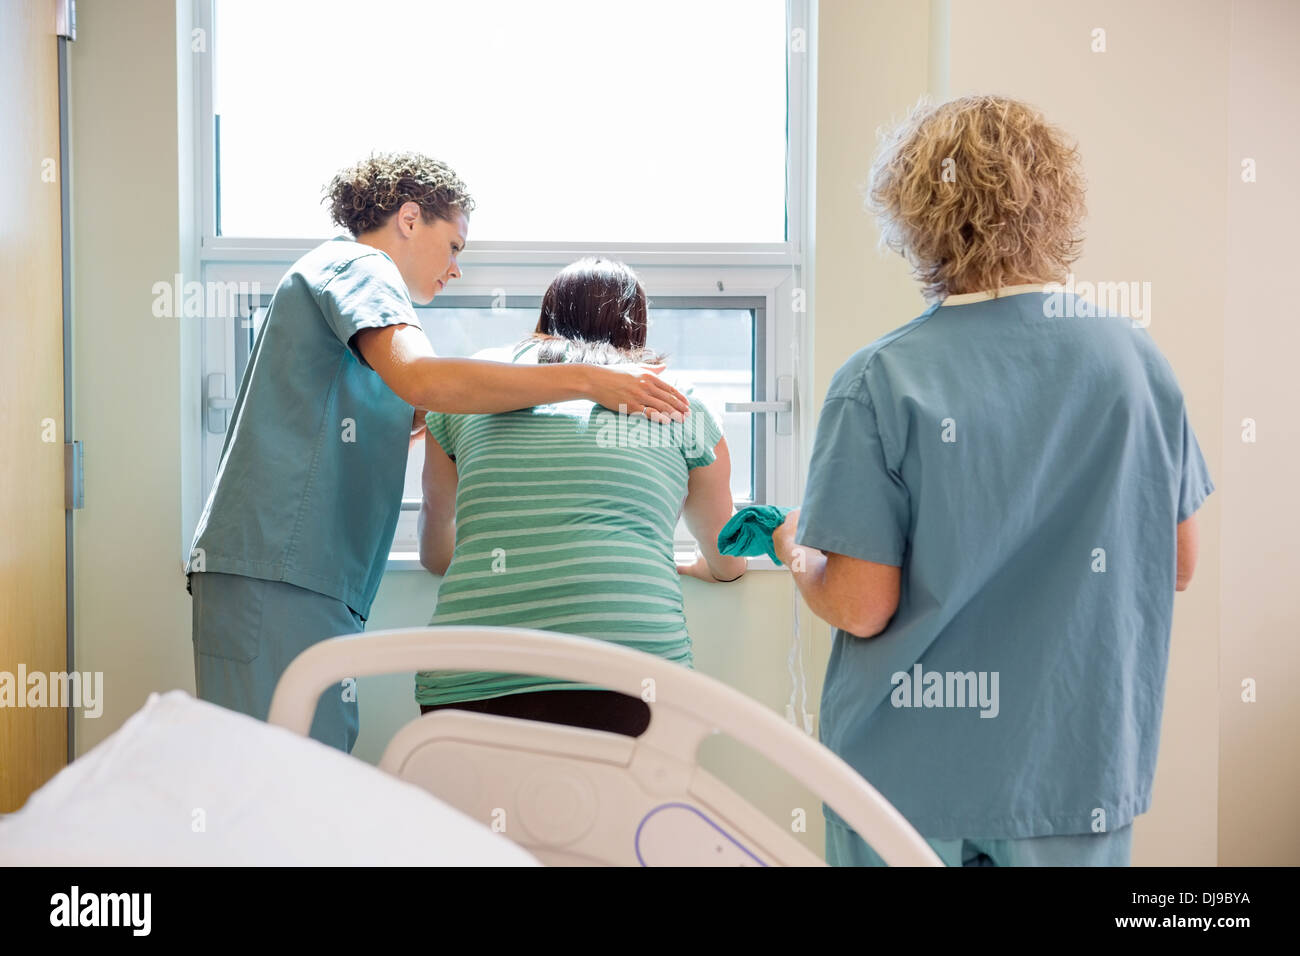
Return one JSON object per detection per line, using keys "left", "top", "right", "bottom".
{"left": 717, "top": 505, "right": 793, "bottom": 565}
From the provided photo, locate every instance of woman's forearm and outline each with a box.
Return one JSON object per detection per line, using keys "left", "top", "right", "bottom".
{"left": 774, "top": 513, "right": 891, "bottom": 637}
{"left": 785, "top": 547, "right": 896, "bottom": 637}
{"left": 417, "top": 503, "right": 455, "bottom": 575}
{"left": 785, "top": 546, "right": 837, "bottom": 622}
{"left": 354, "top": 325, "right": 688, "bottom": 417}
{"left": 414, "top": 357, "right": 594, "bottom": 414}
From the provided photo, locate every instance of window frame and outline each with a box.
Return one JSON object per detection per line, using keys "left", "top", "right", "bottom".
{"left": 190, "top": 0, "right": 813, "bottom": 572}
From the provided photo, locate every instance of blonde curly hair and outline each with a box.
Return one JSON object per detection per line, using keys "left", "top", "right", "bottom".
{"left": 324, "top": 151, "right": 475, "bottom": 237}
{"left": 865, "top": 95, "right": 1086, "bottom": 301}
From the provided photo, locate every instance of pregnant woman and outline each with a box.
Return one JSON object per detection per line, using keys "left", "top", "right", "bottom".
{"left": 416, "top": 257, "right": 746, "bottom": 735}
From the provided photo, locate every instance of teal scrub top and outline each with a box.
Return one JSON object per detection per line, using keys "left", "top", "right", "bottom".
{"left": 796, "top": 288, "right": 1214, "bottom": 840}
{"left": 188, "top": 238, "right": 419, "bottom": 619}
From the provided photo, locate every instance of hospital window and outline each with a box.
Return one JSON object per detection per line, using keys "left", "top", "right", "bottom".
{"left": 194, "top": 0, "right": 811, "bottom": 568}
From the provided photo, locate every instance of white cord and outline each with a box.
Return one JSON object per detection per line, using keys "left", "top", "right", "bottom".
{"left": 785, "top": 301, "right": 815, "bottom": 736}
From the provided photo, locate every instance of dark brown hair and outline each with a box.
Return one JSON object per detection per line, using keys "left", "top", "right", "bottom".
{"left": 526, "top": 258, "right": 666, "bottom": 366}
{"left": 324, "top": 151, "right": 475, "bottom": 237}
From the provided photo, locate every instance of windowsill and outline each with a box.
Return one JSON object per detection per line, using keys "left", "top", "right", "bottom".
{"left": 385, "top": 552, "right": 782, "bottom": 573}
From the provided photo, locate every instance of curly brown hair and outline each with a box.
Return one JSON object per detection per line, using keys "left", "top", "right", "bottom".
{"left": 323, "top": 152, "right": 476, "bottom": 237}
{"left": 865, "top": 95, "right": 1087, "bottom": 300}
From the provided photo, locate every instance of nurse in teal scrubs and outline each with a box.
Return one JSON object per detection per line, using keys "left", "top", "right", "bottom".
{"left": 772, "top": 96, "right": 1213, "bottom": 866}
{"left": 186, "top": 152, "right": 689, "bottom": 752}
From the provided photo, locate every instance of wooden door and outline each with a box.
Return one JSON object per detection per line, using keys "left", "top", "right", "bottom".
{"left": 0, "top": 0, "right": 69, "bottom": 811}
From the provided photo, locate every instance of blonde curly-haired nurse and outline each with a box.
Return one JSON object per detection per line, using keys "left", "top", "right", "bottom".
{"left": 773, "top": 96, "right": 1213, "bottom": 866}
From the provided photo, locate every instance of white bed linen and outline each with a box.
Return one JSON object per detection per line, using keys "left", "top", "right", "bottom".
{"left": 0, "top": 690, "right": 539, "bottom": 866}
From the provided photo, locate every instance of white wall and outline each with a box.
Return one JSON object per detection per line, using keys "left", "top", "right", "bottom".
{"left": 69, "top": 0, "right": 195, "bottom": 752}
{"left": 1220, "top": 0, "right": 1300, "bottom": 865}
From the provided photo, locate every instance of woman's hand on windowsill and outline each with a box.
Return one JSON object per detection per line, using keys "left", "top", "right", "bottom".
{"left": 676, "top": 552, "right": 744, "bottom": 583}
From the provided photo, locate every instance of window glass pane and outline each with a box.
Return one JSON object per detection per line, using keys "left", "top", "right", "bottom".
{"left": 213, "top": 0, "right": 788, "bottom": 242}
{"left": 645, "top": 307, "right": 754, "bottom": 503}
{"left": 421, "top": 306, "right": 539, "bottom": 361}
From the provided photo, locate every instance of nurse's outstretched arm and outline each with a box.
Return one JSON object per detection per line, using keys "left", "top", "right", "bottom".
{"left": 772, "top": 509, "right": 901, "bottom": 638}
{"left": 353, "top": 324, "right": 689, "bottom": 420}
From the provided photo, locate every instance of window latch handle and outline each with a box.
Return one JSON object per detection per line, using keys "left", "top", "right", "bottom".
{"left": 205, "top": 373, "right": 234, "bottom": 434}
{"left": 725, "top": 375, "right": 794, "bottom": 436}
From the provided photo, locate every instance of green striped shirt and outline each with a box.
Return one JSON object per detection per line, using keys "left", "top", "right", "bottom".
{"left": 415, "top": 345, "right": 724, "bottom": 706}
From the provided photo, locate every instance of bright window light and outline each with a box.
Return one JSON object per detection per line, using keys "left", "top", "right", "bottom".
{"left": 212, "top": 0, "right": 788, "bottom": 242}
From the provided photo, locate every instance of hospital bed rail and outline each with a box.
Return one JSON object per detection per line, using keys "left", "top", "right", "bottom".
{"left": 267, "top": 626, "right": 943, "bottom": 867}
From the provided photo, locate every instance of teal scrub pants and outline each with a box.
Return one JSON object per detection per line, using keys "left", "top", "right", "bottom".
{"left": 826, "top": 816, "right": 1133, "bottom": 866}
{"left": 190, "top": 571, "right": 362, "bottom": 753}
